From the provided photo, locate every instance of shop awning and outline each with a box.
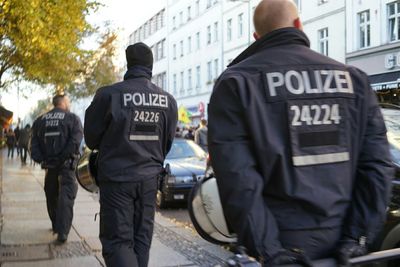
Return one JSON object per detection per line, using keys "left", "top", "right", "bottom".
{"left": 0, "top": 106, "right": 13, "bottom": 128}
{"left": 369, "top": 71, "right": 400, "bottom": 90}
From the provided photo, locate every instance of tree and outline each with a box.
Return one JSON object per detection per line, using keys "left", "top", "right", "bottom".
{"left": 68, "top": 30, "right": 120, "bottom": 98}
{"left": 0, "top": 0, "right": 98, "bottom": 92}
{"left": 30, "top": 98, "right": 51, "bottom": 121}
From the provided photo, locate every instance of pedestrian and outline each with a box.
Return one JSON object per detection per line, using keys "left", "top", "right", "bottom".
{"left": 184, "top": 127, "right": 195, "bottom": 140}
{"left": 30, "top": 94, "right": 83, "bottom": 244}
{"left": 208, "top": 0, "right": 393, "bottom": 266}
{"left": 14, "top": 125, "right": 21, "bottom": 157}
{"left": 6, "top": 128, "right": 16, "bottom": 158}
{"left": 84, "top": 42, "right": 178, "bottom": 267}
{"left": 18, "top": 124, "right": 31, "bottom": 165}
{"left": 194, "top": 119, "right": 208, "bottom": 152}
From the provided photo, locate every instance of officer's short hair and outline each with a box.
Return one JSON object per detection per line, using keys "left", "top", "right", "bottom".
{"left": 200, "top": 119, "right": 207, "bottom": 126}
{"left": 52, "top": 94, "right": 66, "bottom": 107}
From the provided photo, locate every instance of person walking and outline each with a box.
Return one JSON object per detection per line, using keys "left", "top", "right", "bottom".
{"left": 84, "top": 43, "right": 177, "bottom": 267}
{"left": 30, "top": 94, "right": 83, "bottom": 244}
{"left": 194, "top": 119, "right": 208, "bottom": 152}
{"left": 18, "top": 124, "right": 31, "bottom": 165}
{"left": 6, "top": 128, "right": 16, "bottom": 158}
{"left": 208, "top": 0, "right": 393, "bottom": 266}
{"left": 14, "top": 125, "right": 21, "bottom": 157}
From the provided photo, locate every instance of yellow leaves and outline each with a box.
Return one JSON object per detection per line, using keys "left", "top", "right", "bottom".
{"left": 0, "top": 0, "right": 99, "bottom": 91}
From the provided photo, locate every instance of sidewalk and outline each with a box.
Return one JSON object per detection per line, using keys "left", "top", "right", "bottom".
{"left": 0, "top": 149, "right": 232, "bottom": 266}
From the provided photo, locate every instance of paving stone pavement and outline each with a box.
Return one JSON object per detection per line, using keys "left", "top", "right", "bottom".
{"left": 0, "top": 150, "right": 232, "bottom": 266}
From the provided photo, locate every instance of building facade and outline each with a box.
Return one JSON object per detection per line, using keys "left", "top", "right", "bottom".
{"left": 346, "top": 0, "right": 400, "bottom": 104}
{"left": 128, "top": 0, "right": 389, "bottom": 123}
{"left": 129, "top": 9, "right": 168, "bottom": 90}
{"left": 300, "top": 0, "right": 346, "bottom": 63}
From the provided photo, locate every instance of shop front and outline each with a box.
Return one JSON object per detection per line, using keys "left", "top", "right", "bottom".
{"left": 347, "top": 45, "right": 400, "bottom": 105}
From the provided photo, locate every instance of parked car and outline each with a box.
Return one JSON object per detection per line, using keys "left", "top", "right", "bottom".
{"left": 75, "top": 138, "right": 207, "bottom": 209}
{"left": 157, "top": 138, "right": 207, "bottom": 208}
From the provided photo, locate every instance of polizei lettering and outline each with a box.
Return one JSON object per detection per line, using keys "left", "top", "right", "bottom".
{"left": 123, "top": 93, "right": 168, "bottom": 108}
{"left": 265, "top": 70, "right": 354, "bottom": 97}
{"left": 42, "top": 112, "right": 65, "bottom": 120}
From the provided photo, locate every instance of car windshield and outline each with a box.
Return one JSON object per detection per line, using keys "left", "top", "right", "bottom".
{"left": 166, "top": 139, "right": 207, "bottom": 160}
{"left": 381, "top": 108, "right": 400, "bottom": 165}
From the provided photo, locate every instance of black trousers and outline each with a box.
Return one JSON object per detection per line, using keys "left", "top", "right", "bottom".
{"left": 7, "top": 144, "right": 14, "bottom": 158}
{"left": 20, "top": 145, "right": 28, "bottom": 164}
{"left": 99, "top": 177, "right": 158, "bottom": 267}
{"left": 44, "top": 165, "right": 78, "bottom": 235}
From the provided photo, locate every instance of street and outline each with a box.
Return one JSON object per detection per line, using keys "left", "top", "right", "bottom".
{"left": 157, "top": 206, "right": 193, "bottom": 230}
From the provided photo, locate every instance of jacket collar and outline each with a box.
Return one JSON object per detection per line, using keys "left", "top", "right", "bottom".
{"left": 228, "top": 27, "right": 310, "bottom": 67}
{"left": 123, "top": 65, "right": 152, "bottom": 81}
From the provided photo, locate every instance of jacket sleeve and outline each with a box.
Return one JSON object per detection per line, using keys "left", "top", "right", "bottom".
{"left": 343, "top": 73, "right": 394, "bottom": 244}
{"left": 84, "top": 89, "right": 111, "bottom": 150}
{"left": 208, "top": 77, "right": 282, "bottom": 261}
{"left": 30, "top": 118, "right": 44, "bottom": 163}
{"left": 62, "top": 114, "right": 83, "bottom": 159}
{"left": 166, "top": 96, "right": 178, "bottom": 154}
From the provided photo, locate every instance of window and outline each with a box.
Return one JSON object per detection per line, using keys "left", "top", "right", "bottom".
{"left": 214, "top": 59, "right": 219, "bottom": 79}
{"left": 207, "top": 61, "right": 212, "bottom": 82}
{"left": 207, "top": 0, "right": 212, "bottom": 8}
{"left": 173, "top": 44, "right": 177, "bottom": 60}
{"left": 227, "top": 19, "right": 232, "bottom": 41}
{"left": 157, "top": 41, "right": 163, "bottom": 60}
{"left": 238, "top": 13, "right": 243, "bottom": 37}
{"left": 188, "top": 68, "right": 193, "bottom": 91}
{"left": 196, "top": 0, "right": 200, "bottom": 16}
{"left": 180, "top": 40, "right": 184, "bottom": 57}
{"left": 388, "top": 1, "right": 400, "bottom": 42}
{"left": 160, "top": 10, "right": 165, "bottom": 28}
{"left": 358, "top": 10, "right": 370, "bottom": 48}
{"left": 173, "top": 74, "right": 177, "bottom": 94}
{"left": 180, "top": 71, "right": 184, "bottom": 94}
{"left": 196, "top": 32, "right": 201, "bottom": 50}
{"left": 214, "top": 22, "right": 219, "bottom": 42}
{"left": 207, "top": 25, "right": 211, "bottom": 44}
{"left": 148, "top": 19, "right": 153, "bottom": 35}
{"left": 161, "top": 39, "right": 166, "bottom": 59}
{"left": 318, "top": 28, "right": 329, "bottom": 56}
{"left": 144, "top": 23, "right": 148, "bottom": 39}
{"left": 162, "top": 72, "right": 167, "bottom": 91}
{"left": 180, "top": 11, "right": 183, "bottom": 25}
{"left": 187, "top": 6, "right": 191, "bottom": 21}
{"left": 173, "top": 16, "right": 176, "bottom": 30}
{"left": 196, "top": 65, "right": 201, "bottom": 88}
{"left": 188, "top": 36, "right": 192, "bottom": 53}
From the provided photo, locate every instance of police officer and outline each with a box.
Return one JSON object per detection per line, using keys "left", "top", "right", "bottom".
{"left": 84, "top": 43, "right": 177, "bottom": 267}
{"left": 208, "top": 0, "right": 393, "bottom": 266}
{"left": 31, "top": 94, "right": 83, "bottom": 243}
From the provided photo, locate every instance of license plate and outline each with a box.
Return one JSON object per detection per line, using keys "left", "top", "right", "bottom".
{"left": 173, "top": 194, "right": 184, "bottom": 200}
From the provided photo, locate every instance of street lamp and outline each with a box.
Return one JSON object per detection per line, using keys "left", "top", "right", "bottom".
{"left": 228, "top": 0, "right": 251, "bottom": 46}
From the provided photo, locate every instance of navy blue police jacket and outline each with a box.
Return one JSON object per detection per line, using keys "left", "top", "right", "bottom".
{"left": 31, "top": 107, "right": 83, "bottom": 165}
{"left": 84, "top": 67, "right": 178, "bottom": 183}
{"left": 208, "top": 28, "right": 394, "bottom": 259}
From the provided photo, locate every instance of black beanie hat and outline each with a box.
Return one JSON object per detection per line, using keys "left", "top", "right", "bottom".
{"left": 125, "top": 42, "right": 153, "bottom": 70}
